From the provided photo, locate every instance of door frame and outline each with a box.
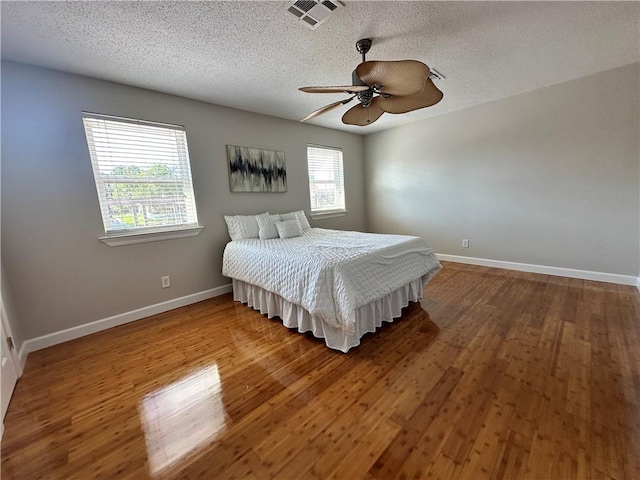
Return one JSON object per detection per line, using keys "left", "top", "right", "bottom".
{"left": 1, "top": 294, "right": 22, "bottom": 437}
{"left": 0, "top": 296, "right": 22, "bottom": 377}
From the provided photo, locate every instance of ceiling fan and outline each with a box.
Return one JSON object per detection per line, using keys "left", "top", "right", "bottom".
{"left": 299, "top": 38, "right": 443, "bottom": 126}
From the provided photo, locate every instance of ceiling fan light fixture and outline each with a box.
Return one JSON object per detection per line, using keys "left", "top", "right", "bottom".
{"left": 298, "top": 38, "right": 444, "bottom": 126}
{"left": 356, "top": 89, "right": 374, "bottom": 108}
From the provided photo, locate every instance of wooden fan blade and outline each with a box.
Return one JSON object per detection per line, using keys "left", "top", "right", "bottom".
{"left": 299, "top": 85, "right": 370, "bottom": 93}
{"left": 378, "top": 78, "right": 444, "bottom": 114}
{"left": 341, "top": 97, "right": 384, "bottom": 126}
{"left": 301, "top": 99, "right": 351, "bottom": 122}
{"left": 356, "top": 60, "right": 430, "bottom": 96}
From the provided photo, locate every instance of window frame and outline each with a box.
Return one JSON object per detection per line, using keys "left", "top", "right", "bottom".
{"left": 306, "top": 144, "right": 347, "bottom": 219}
{"left": 82, "top": 112, "right": 203, "bottom": 246}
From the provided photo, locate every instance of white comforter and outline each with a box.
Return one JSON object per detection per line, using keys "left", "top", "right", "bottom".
{"left": 222, "top": 228, "right": 441, "bottom": 333}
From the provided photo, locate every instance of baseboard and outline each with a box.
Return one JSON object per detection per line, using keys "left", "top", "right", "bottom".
{"left": 436, "top": 254, "right": 638, "bottom": 286}
{"left": 15, "top": 265, "right": 639, "bottom": 364}
{"left": 19, "top": 284, "right": 233, "bottom": 361}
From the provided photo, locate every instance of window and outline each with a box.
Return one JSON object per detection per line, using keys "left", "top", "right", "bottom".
{"left": 83, "top": 113, "right": 201, "bottom": 245}
{"left": 307, "top": 145, "right": 345, "bottom": 215}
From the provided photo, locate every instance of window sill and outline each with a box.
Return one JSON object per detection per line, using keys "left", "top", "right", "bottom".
{"left": 99, "top": 226, "right": 204, "bottom": 246}
{"left": 309, "top": 210, "right": 347, "bottom": 220}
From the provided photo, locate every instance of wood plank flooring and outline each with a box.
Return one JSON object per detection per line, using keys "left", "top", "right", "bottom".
{"left": 2, "top": 262, "right": 639, "bottom": 479}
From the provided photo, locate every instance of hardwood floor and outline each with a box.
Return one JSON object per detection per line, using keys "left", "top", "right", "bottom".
{"left": 2, "top": 262, "right": 639, "bottom": 479}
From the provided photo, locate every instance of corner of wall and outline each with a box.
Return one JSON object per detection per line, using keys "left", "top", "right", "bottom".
{"left": 17, "top": 342, "right": 28, "bottom": 374}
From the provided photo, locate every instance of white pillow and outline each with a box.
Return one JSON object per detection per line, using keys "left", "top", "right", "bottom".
{"left": 279, "top": 211, "right": 298, "bottom": 222}
{"left": 294, "top": 210, "right": 311, "bottom": 230}
{"left": 280, "top": 210, "right": 311, "bottom": 230}
{"left": 224, "top": 214, "right": 263, "bottom": 240}
{"left": 276, "top": 219, "right": 303, "bottom": 239}
{"left": 279, "top": 212, "right": 302, "bottom": 230}
{"left": 256, "top": 213, "right": 280, "bottom": 240}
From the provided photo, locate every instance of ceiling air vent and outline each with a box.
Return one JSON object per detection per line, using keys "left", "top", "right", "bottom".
{"left": 287, "top": 0, "right": 342, "bottom": 30}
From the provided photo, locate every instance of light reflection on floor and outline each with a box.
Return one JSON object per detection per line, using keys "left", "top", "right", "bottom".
{"left": 139, "top": 365, "right": 226, "bottom": 476}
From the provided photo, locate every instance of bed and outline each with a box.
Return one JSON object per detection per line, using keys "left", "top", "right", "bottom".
{"left": 222, "top": 218, "right": 441, "bottom": 352}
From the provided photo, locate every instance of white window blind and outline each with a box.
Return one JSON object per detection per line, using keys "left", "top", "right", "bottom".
{"left": 307, "top": 145, "right": 345, "bottom": 213}
{"left": 82, "top": 112, "right": 199, "bottom": 236}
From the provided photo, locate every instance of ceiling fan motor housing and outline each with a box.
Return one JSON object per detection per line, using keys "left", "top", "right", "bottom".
{"left": 351, "top": 69, "right": 368, "bottom": 87}
{"left": 351, "top": 69, "right": 373, "bottom": 107}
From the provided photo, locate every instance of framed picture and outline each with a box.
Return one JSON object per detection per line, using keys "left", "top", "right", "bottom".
{"left": 227, "top": 145, "right": 287, "bottom": 193}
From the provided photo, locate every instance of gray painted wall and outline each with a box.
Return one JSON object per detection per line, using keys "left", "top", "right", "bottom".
{"left": 1, "top": 61, "right": 366, "bottom": 342}
{"left": 365, "top": 63, "right": 640, "bottom": 277}
{"left": 3, "top": 60, "right": 638, "bottom": 350}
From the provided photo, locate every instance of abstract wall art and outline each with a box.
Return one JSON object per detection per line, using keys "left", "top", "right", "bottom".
{"left": 227, "top": 145, "right": 287, "bottom": 193}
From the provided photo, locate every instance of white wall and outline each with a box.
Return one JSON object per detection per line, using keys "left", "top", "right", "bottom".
{"left": 1, "top": 61, "right": 365, "bottom": 345}
{"left": 365, "top": 63, "right": 640, "bottom": 277}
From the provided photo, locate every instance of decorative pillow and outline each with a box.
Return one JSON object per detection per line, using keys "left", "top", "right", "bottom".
{"left": 279, "top": 211, "right": 298, "bottom": 222}
{"left": 275, "top": 219, "right": 303, "bottom": 239}
{"left": 256, "top": 212, "right": 280, "bottom": 240}
{"left": 280, "top": 210, "right": 311, "bottom": 230}
{"left": 224, "top": 214, "right": 263, "bottom": 240}
{"left": 293, "top": 210, "right": 311, "bottom": 230}
{"left": 279, "top": 212, "right": 302, "bottom": 230}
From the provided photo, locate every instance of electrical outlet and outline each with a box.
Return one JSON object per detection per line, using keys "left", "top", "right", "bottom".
{"left": 161, "top": 276, "right": 171, "bottom": 288}
{"left": 462, "top": 239, "right": 469, "bottom": 248}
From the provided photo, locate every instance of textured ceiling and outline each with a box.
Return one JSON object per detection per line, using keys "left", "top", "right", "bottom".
{"left": 1, "top": 1, "right": 639, "bottom": 134}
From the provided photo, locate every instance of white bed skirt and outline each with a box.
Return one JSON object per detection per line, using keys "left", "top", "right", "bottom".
{"left": 232, "top": 273, "right": 433, "bottom": 353}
